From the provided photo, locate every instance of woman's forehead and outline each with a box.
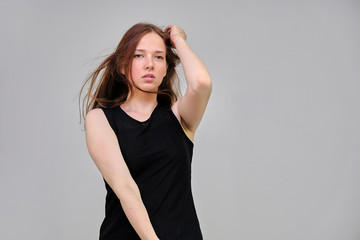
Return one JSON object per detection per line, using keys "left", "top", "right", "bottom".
{"left": 136, "top": 32, "right": 166, "bottom": 52}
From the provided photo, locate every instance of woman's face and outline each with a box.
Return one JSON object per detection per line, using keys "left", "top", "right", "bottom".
{"left": 130, "top": 32, "right": 167, "bottom": 92}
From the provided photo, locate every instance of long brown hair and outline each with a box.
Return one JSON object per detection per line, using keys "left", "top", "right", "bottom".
{"left": 79, "top": 23, "right": 180, "bottom": 120}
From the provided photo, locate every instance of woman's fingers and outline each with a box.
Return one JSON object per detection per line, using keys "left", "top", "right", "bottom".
{"left": 164, "top": 25, "right": 186, "bottom": 48}
{"left": 164, "top": 25, "right": 172, "bottom": 35}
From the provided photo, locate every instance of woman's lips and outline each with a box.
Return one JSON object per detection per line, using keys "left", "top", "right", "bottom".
{"left": 142, "top": 73, "right": 155, "bottom": 82}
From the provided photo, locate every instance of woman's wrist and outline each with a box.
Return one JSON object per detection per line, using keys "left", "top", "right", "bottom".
{"left": 173, "top": 37, "right": 187, "bottom": 50}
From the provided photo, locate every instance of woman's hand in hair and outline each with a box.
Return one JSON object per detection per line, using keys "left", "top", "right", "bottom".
{"left": 164, "top": 25, "right": 187, "bottom": 48}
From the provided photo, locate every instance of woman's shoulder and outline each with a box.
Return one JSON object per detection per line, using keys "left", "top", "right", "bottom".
{"left": 86, "top": 107, "right": 120, "bottom": 134}
{"left": 87, "top": 106, "right": 119, "bottom": 119}
{"left": 86, "top": 108, "right": 105, "bottom": 118}
{"left": 171, "top": 101, "right": 195, "bottom": 142}
{"left": 85, "top": 108, "right": 108, "bottom": 127}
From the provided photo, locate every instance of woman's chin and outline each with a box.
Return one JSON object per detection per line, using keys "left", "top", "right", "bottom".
{"left": 134, "top": 85, "right": 159, "bottom": 94}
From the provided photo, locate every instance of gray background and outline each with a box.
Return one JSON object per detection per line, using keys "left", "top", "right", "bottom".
{"left": 1, "top": 0, "right": 359, "bottom": 239}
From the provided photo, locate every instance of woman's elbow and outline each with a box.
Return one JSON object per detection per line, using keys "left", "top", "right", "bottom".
{"left": 191, "top": 74, "right": 212, "bottom": 94}
{"left": 116, "top": 181, "right": 141, "bottom": 203}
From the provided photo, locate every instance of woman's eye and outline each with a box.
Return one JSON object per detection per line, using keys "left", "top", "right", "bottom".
{"left": 155, "top": 56, "right": 164, "bottom": 60}
{"left": 134, "top": 54, "right": 142, "bottom": 58}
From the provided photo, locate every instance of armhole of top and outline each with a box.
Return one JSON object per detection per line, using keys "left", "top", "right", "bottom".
{"left": 100, "top": 107, "right": 118, "bottom": 135}
{"left": 169, "top": 108, "right": 194, "bottom": 147}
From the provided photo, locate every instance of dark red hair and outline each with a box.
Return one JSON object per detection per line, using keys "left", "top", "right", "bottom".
{"left": 79, "top": 23, "right": 180, "bottom": 120}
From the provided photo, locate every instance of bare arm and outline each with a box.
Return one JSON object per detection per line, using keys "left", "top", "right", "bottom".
{"left": 85, "top": 109, "right": 159, "bottom": 240}
{"left": 165, "top": 25, "right": 212, "bottom": 134}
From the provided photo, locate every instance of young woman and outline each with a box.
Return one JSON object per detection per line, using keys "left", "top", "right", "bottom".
{"left": 80, "top": 23, "right": 212, "bottom": 240}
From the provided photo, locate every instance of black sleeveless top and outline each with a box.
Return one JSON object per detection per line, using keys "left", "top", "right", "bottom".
{"left": 100, "top": 103, "right": 203, "bottom": 240}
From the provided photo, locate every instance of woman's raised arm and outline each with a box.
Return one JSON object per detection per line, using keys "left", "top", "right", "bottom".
{"left": 166, "top": 25, "right": 212, "bottom": 135}
{"left": 85, "top": 109, "right": 159, "bottom": 240}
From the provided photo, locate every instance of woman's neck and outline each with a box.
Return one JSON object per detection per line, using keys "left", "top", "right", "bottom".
{"left": 122, "top": 90, "right": 158, "bottom": 113}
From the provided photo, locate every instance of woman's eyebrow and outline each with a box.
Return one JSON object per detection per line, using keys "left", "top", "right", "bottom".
{"left": 135, "top": 49, "right": 165, "bottom": 54}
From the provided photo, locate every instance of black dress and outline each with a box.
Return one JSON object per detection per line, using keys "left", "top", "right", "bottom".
{"left": 99, "top": 103, "right": 203, "bottom": 240}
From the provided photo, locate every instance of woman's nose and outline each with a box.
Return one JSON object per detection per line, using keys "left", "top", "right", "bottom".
{"left": 144, "top": 56, "right": 154, "bottom": 69}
